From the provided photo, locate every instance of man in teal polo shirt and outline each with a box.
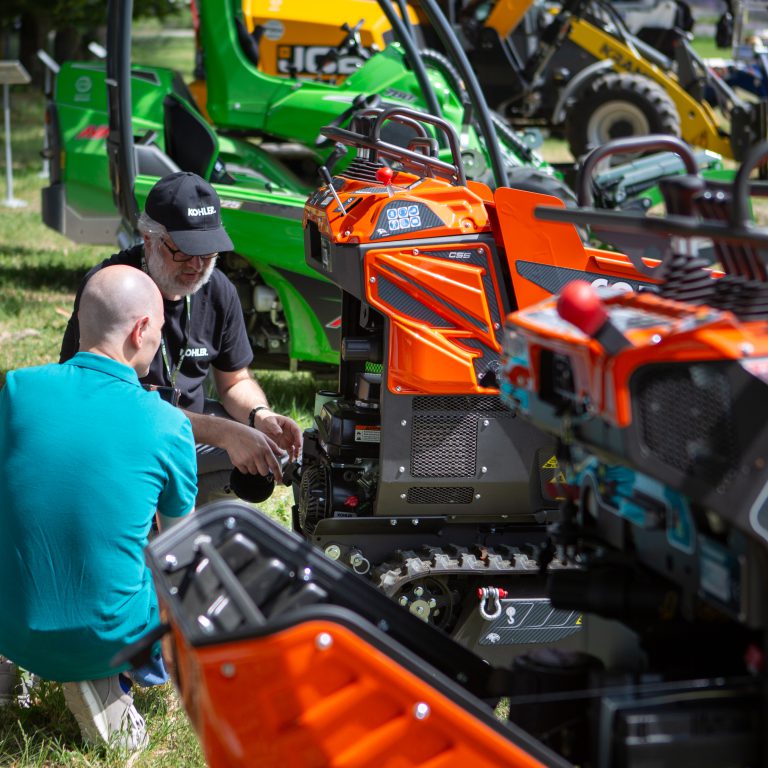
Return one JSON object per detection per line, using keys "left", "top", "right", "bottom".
{"left": 0, "top": 265, "right": 197, "bottom": 752}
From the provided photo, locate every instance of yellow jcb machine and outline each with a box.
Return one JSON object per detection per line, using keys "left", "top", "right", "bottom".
{"left": 463, "top": 0, "right": 766, "bottom": 160}
{"left": 234, "top": 0, "right": 766, "bottom": 162}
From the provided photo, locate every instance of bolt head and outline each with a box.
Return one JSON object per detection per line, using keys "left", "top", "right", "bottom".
{"left": 369, "top": 276, "right": 376, "bottom": 283}
{"left": 315, "top": 632, "right": 334, "bottom": 650}
{"left": 220, "top": 663, "right": 236, "bottom": 678}
{"left": 413, "top": 702, "right": 430, "bottom": 720}
{"left": 324, "top": 544, "right": 342, "bottom": 560}
{"left": 413, "top": 586, "right": 424, "bottom": 597}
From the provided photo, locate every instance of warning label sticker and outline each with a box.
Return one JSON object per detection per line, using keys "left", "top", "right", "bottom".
{"left": 354, "top": 425, "right": 381, "bottom": 443}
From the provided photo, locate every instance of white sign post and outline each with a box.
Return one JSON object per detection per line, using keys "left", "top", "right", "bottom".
{"left": 0, "top": 60, "right": 32, "bottom": 208}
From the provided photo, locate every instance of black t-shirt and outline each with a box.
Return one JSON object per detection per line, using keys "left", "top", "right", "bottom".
{"left": 60, "top": 245, "right": 253, "bottom": 412}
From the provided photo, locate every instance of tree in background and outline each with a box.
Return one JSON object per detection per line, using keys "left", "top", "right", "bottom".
{"left": 0, "top": 0, "right": 181, "bottom": 85}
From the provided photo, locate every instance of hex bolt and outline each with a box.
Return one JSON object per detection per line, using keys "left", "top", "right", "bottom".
{"left": 413, "top": 702, "right": 430, "bottom": 720}
{"left": 400, "top": 493, "right": 407, "bottom": 499}
{"left": 413, "top": 586, "right": 424, "bottom": 597}
{"left": 369, "top": 276, "right": 376, "bottom": 283}
{"left": 224, "top": 517, "right": 236, "bottom": 530}
{"left": 395, "top": 386, "right": 402, "bottom": 392}
{"left": 401, "top": 419, "right": 407, "bottom": 426}
{"left": 413, "top": 249, "right": 420, "bottom": 255}
{"left": 481, "top": 466, "right": 488, "bottom": 474}
{"left": 390, "top": 519, "right": 398, "bottom": 526}
{"left": 482, "top": 419, "right": 490, "bottom": 427}
{"left": 428, "top": 598, "right": 437, "bottom": 608}
{"left": 324, "top": 544, "right": 342, "bottom": 560}
{"left": 315, "top": 632, "right": 334, "bottom": 651}
{"left": 475, "top": 493, "right": 481, "bottom": 499}
{"left": 412, "top": 518, "right": 419, "bottom": 526}
{"left": 398, "top": 466, "right": 405, "bottom": 474}
{"left": 164, "top": 554, "right": 177, "bottom": 570}
{"left": 399, "top": 596, "right": 409, "bottom": 606}
{"left": 220, "top": 663, "right": 236, "bottom": 678}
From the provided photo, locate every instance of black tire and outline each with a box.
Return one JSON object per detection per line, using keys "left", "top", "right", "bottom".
{"left": 564, "top": 72, "right": 680, "bottom": 160}
{"left": 505, "top": 167, "right": 577, "bottom": 207}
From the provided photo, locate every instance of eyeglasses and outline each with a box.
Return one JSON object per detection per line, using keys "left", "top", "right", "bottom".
{"left": 162, "top": 238, "right": 218, "bottom": 263}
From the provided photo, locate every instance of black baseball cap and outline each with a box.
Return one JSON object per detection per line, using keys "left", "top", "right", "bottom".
{"left": 145, "top": 171, "right": 234, "bottom": 256}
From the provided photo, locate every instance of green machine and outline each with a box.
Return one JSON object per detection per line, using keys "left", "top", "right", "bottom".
{"left": 41, "top": 0, "right": 571, "bottom": 369}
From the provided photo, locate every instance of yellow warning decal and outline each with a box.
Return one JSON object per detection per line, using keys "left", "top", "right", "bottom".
{"left": 541, "top": 456, "right": 559, "bottom": 469}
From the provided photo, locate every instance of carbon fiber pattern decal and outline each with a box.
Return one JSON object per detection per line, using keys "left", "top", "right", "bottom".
{"left": 378, "top": 262, "right": 488, "bottom": 333}
{"left": 424, "top": 246, "right": 504, "bottom": 343}
{"left": 371, "top": 202, "right": 444, "bottom": 240}
{"left": 377, "top": 277, "right": 452, "bottom": 327}
{"left": 516, "top": 261, "right": 649, "bottom": 294}
{"left": 480, "top": 598, "right": 582, "bottom": 645}
{"left": 460, "top": 338, "right": 502, "bottom": 383}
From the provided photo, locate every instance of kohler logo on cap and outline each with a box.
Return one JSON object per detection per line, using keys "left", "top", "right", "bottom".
{"left": 188, "top": 205, "right": 216, "bottom": 217}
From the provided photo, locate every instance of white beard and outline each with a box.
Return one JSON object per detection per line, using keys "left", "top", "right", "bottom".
{"left": 145, "top": 240, "right": 217, "bottom": 298}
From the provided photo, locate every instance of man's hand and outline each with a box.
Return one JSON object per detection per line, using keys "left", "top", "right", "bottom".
{"left": 222, "top": 421, "right": 287, "bottom": 480}
{"left": 251, "top": 409, "right": 303, "bottom": 461}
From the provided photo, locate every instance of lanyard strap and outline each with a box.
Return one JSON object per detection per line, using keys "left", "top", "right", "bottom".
{"left": 160, "top": 295, "right": 191, "bottom": 388}
{"left": 141, "top": 253, "right": 191, "bottom": 388}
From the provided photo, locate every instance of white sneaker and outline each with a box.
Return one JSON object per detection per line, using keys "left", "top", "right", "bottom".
{"left": 62, "top": 675, "right": 148, "bottom": 752}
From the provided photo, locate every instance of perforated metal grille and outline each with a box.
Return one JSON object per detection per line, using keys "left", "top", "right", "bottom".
{"left": 634, "top": 364, "right": 737, "bottom": 475}
{"left": 410, "top": 396, "right": 509, "bottom": 478}
{"left": 406, "top": 487, "right": 474, "bottom": 504}
{"left": 413, "top": 395, "right": 511, "bottom": 414}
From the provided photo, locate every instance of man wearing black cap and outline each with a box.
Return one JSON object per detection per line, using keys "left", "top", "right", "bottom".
{"left": 61, "top": 171, "right": 302, "bottom": 502}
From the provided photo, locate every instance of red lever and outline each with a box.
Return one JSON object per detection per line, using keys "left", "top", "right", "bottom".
{"left": 376, "top": 166, "right": 394, "bottom": 185}
{"left": 557, "top": 280, "right": 608, "bottom": 336}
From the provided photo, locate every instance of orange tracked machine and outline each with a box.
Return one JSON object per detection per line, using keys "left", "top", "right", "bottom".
{"left": 293, "top": 106, "right": 657, "bottom": 658}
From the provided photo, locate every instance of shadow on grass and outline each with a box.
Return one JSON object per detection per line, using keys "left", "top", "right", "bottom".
{"left": 0, "top": 259, "right": 92, "bottom": 294}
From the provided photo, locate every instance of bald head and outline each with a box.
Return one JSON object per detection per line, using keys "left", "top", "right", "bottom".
{"left": 78, "top": 265, "right": 164, "bottom": 374}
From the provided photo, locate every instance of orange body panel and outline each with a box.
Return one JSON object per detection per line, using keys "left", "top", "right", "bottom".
{"left": 304, "top": 171, "right": 492, "bottom": 244}
{"left": 305, "top": 171, "right": 655, "bottom": 397}
{"left": 365, "top": 246, "right": 504, "bottom": 394}
{"left": 493, "top": 187, "right": 658, "bottom": 307}
{"left": 172, "top": 620, "right": 547, "bottom": 768}
{"left": 511, "top": 291, "right": 768, "bottom": 427}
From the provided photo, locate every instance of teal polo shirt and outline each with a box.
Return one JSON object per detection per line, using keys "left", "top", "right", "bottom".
{"left": 0, "top": 352, "right": 197, "bottom": 681}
